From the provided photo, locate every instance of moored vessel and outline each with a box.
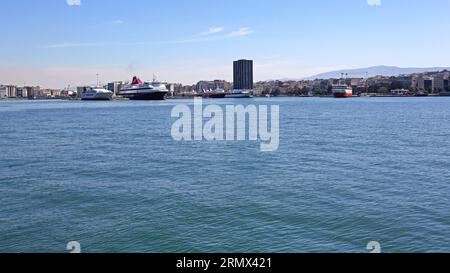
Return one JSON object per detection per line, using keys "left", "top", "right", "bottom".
{"left": 415, "top": 91, "right": 429, "bottom": 97}
{"left": 202, "top": 86, "right": 226, "bottom": 99}
{"left": 332, "top": 84, "right": 353, "bottom": 98}
{"left": 225, "top": 90, "right": 253, "bottom": 98}
{"left": 119, "top": 76, "right": 168, "bottom": 100}
{"left": 80, "top": 87, "right": 113, "bottom": 101}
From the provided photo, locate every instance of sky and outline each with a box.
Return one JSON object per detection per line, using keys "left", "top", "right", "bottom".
{"left": 1, "top": 0, "right": 450, "bottom": 88}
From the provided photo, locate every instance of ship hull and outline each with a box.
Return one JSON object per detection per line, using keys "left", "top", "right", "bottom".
{"left": 203, "top": 93, "right": 226, "bottom": 99}
{"left": 81, "top": 98, "right": 112, "bottom": 101}
{"left": 121, "top": 91, "right": 167, "bottom": 101}
{"left": 225, "top": 92, "right": 253, "bottom": 98}
{"left": 333, "top": 92, "right": 353, "bottom": 98}
{"left": 81, "top": 93, "right": 113, "bottom": 101}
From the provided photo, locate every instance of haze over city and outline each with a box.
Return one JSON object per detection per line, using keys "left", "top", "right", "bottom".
{"left": 1, "top": 0, "right": 450, "bottom": 88}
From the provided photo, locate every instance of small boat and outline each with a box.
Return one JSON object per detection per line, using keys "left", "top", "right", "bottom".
{"left": 203, "top": 86, "right": 226, "bottom": 99}
{"left": 415, "top": 91, "right": 429, "bottom": 97}
{"left": 225, "top": 90, "right": 253, "bottom": 98}
{"left": 81, "top": 87, "right": 113, "bottom": 101}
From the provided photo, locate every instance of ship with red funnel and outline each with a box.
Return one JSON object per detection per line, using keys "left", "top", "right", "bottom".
{"left": 119, "top": 76, "right": 168, "bottom": 100}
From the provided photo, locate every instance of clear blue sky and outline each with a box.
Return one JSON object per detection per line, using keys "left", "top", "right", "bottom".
{"left": 1, "top": 0, "right": 450, "bottom": 88}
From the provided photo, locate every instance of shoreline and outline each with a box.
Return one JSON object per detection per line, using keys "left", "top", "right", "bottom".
{"left": 1, "top": 94, "right": 450, "bottom": 101}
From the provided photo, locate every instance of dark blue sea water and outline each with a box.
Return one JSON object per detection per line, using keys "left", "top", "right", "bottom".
{"left": 1, "top": 97, "right": 450, "bottom": 253}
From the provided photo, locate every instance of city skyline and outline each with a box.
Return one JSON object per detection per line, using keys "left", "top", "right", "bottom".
{"left": 1, "top": 0, "right": 450, "bottom": 88}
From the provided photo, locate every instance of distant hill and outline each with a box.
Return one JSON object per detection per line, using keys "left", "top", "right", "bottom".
{"left": 304, "top": 66, "right": 450, "bottom": 80}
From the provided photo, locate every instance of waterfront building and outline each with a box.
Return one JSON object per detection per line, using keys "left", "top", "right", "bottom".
{"left": 433, "top": 72, "right": 449, "bottom": 92}
{"left": 77, "top": 86, "right": 88, "bottom": 98}
{"left": 233, "top": 59, "right": 253, "bottom": 90}
{"left": 50, "top": 89, "right": 61, "bottom": 97}
{"left": 107, "top": 81, "right": 123, "bottom": 96}
{"left": 177, "top": 84, "right": 195, "bottom": 95}
{"left": 168, "top": 83, "right": 183, "bottom": 96}
{"left": 411, "top": 75, "right": 419, "bottom": 90}
{"left": 350, "top": 78, "right": 364, "bottom": 87}
{"left": 167, "top": 83, "right": 175, "bottom": 96}
{"left": 0, "top": 85, "right": 6, "bottom": 98}
{"left": 414, "top": 76, "right": 434, "bottom": 92}
{"left": 434, "top": 74, "right": 445, "bottom": 92}
{"left": 107, "top": 82, "right": 115, "bottom": 94}
{"left": 223, "top": 81, "right": 232, "bottom": 91}
{"left": 25, "top": 86, "right": 38, "bottom": 99}
{"left": 5, "top": 85, "right": 17, "bottom": 98}
{"left": 423, "top": 79, "right": 434, "bottom": 92}
{"left": 312, "top": 79, "right": 326, "bottom": 89}
{"left": 21, "top": 87, "right": 27, "bottom": 98}
{"left": 196, "top": 80, "right": 231, "bottom": 93}
{"left": 395, "top": 75, "right": 413, "bottom": 89}
{"left": 37, "top": 89, "right": 51, "bottom": 98}
{"left": 16, "top": 87, "right": 27, "bottom": 98}
{"left": 196, "top": 81, "right": 214, "bottom": 93}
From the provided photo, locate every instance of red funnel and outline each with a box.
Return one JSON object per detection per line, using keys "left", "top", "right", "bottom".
{"left": 132, "top": 76, "right": 143, "bottom": 84}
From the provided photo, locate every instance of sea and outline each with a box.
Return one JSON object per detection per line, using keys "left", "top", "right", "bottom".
{"left": 1, "top": 97, "right": 449, "bottom": 253}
